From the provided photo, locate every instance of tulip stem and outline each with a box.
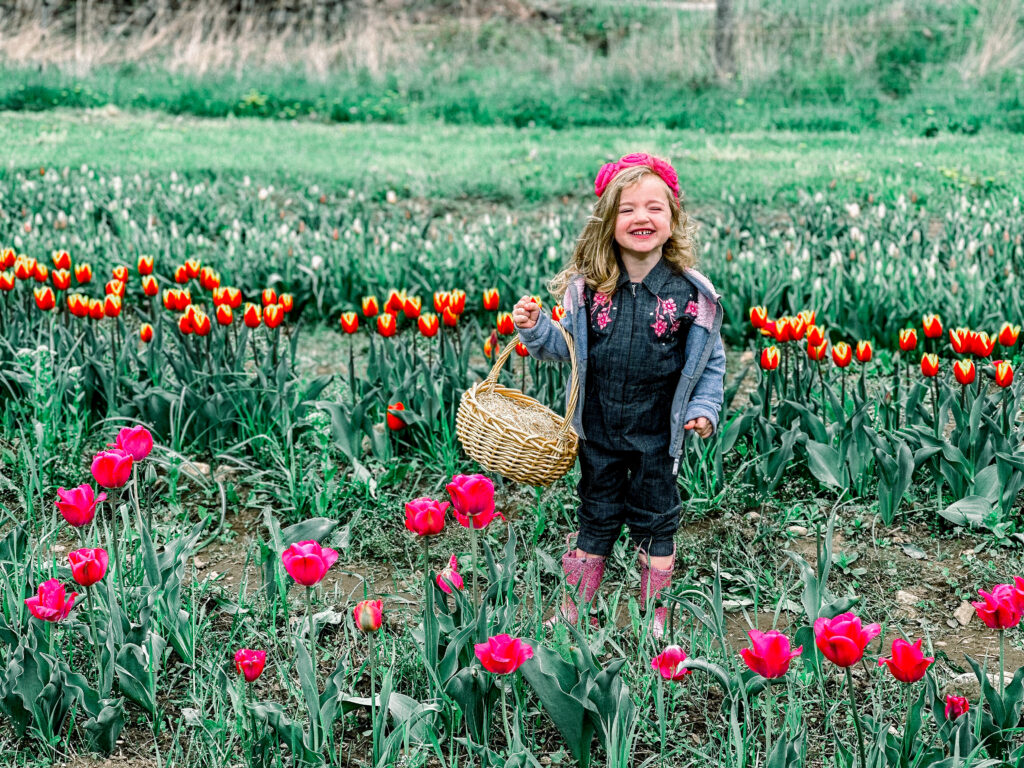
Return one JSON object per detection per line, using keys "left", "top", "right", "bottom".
{"left": 470, "top": 521, "right": 480, "bottom": 619}
{"left": 764, "top": 682, "right": 774, "bottom": 762}
{"left": 306, "top": 587, "right": 319, "bottom": 752}
{"left": 844, "top": 666, "right": 867, "bottom": 768}
{"left": 1000, "top": 630, "right": 1005, "bottom": 700}
{"left": 87, "top": 586, "right": 102, "bottom": 688}
{"left": 369, "top": 630, "right": 378, "bottom": 766}
{"left": 500, "top": 681, "right": 514, "bottom": 751}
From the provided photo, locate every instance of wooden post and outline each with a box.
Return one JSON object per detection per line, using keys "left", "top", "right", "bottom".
{"left": 714, "top": 0, "right": 735, "bottom": 81}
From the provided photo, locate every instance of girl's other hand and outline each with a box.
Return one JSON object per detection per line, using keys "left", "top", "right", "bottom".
{"left": 512, "top": 296, "right": 540, "bottom": 329}
{"left": 684, "top": 417, "right": 713, "bottom": 439}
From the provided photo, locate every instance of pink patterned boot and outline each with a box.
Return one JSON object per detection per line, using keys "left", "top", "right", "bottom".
{"left": 639, "top": 547, "right": 675, "bottom": 639}
{"left": 545, "top": 534, "right": 605, "bottom": 628}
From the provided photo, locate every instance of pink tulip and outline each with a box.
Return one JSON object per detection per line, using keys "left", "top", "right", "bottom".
{"left": 474, "top": 634, "right": 533, "bottom": 674}
{"left": 446, "top": 473, "right": 503, "bottom": 529}
{"left": 813, "top": 613, "right": 881, "bottom": 668}
{"left": 877, "top": 638, "right": 934, "bottom": 683}
{"left": 353, "top": 599, "right": 383, "bottom": 632}
{"left": 90, "top": 448, "right": 133, "bottom": 489}
{"left": 739, "top": 629, "right": 803, "bottom": 679}
{"left": 234, "top": 648, "right": 267, "bottom": 682}
{"left": 651, "top": 645, "right": 692, "bottom": 681}
{"left": 55, "top": 484, "right": 106, "bottom": 527}
{"left": 944, "top": 695, "right": 969, "bottom": 720}
{"left": 281, "top": 540, "right": 339, "bottom": 586}
{"left": 111, "top": 425, "right": 153, "bottom": 461}
{"left": 404, "top": 497, "right": 449, "bottom": 536}
{"left": 68, "top": 548, "right": 109, "bottom": 587}
{"left": 436, "top": 555, "right": 464, "bottom": 594}
{"left": 25, "top": 578, "right": 77, "bottom": 622}
{"left": 972, "top": 584, "right": 1023, "bottom": 630}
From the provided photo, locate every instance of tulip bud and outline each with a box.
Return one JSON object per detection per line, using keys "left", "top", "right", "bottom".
{"left": 831, "top": 341, "right": 852, "bottom": 368}
{"left": 482, "top": 288, "right": 500, "bottom": 311}
{"left": 235, "top": 649, "right": 267, "bottom": 683}
{"left": 898, "top": 328, "right": 918, "bottom": 351}
{"left": 174, "top": 265, "right": 189, "bottom": 284}
{"left": 448, "top": 289, "right": 467, "bottom": 315}
{"left": 949, "top": 328, "right": 969, "bottom": 354}
{"left": 24, "top": 579, "right": 77, "bottom": 623}
{"left": 807, "top": 340, "right": 828, "bottom": 361}
{"left": 199, "top": 267, "right": 220, "bottom": 291}
{"left": 0, "top": 272, "right": 14, "bottom": 292}
{"left": 442, "top": 307, "right": 458, "bottom": 327}
{"left": 944, "top": 695, "right": 969, "bottom": 721}
{"left": 216, "top": 305, "right": 233, "bottom": 326}
{"left": 282, "top": 540, "right": 339, "bottom": 587}
{"left": 496, "top": 312, "right": 515, "bottom": 336}
{"left": 433, "top": 291, "right": 450, "bottom": 314}
{"left": 33, "top": 287, "right": 55, "bottom": 311}
{"left": 51, "top": 250, "right": 71, "bottom": 270}
{"left": 103, "top": 295, "right": 122, "bottom": 318}
{"left": 749, "top": 306, "right": 768, "bottom": 329}
{"left": 137, "top": 255, "right": 154, "bottom": 275}
{"left": 854, "top": 340, "right": 872, "bottom": 363}
{"left": 417, "top": 313, "right": 439, "bottom": 337}
{"left": 243, "top": 303, "right": 262, "bottom": 328}
{"left": 142, "top": 275, "right": 159, "bottom": 296}
{"left": 760, "top": 345, "right": 780, "bottom": 370}
{"left": 922, "top": 313, "right": 943, "bottom": 339}
{"left": 920, "top": 353, "right": 939, "bottom": 377}
{"left": 91, "top": 448, "right": 133, "bottom": 489}
{"left": 112, "top": 265, "right": 129, "bottom": 283}
{"left": 973, "top": 331, "right": 995, "bottom": 358}
{"left": 377, "top": 312, "right": 397, "bottom": 337}
{"left": 877, "top": 638, "right": 934, "bottom": 683}
{"left": 651, "top": 645, "right": 691, "bottom": 681}
{"left": 386, "top": 402, "right": 406, "bottom": 430}
{"left": 74, "top": 263, "right": 93, "bottom": 284}
{"left": 484, "top": 331, "right": 496, "bottom": 358}
{"left": 340, "top": 311, "right": 359, "bottom": 334}
{"left": 362, "top": 295, "right": 380, "bottom": 317}
{"left": 33, "top": 263, "right": 49, "bottom": 283}
{"left": 69, "top": 548, "right": 109, "bottom": 588}
{"left": 140, "top": 323, "right": 154, "bottom": 343}
{"left": 184, "top": 258, "right": 201, "bottom": 279}
{"left": 88, "top": 299, "right": 104, "bottom": 320}
{"left": 552, "top": 304, "right": 566, "bottom": 322}
{"left": 515, "top": 342, "right": 529, "bottom": 357}
{"left": 797, "top": 309, "right": 816, "bottom": 326}
{"left": 279, "top": 293, "right": 294, "bottom": 313}
{"left": 994, "top": 360, "right": 1014, "bottom": 388}
{"left": 52, "top": 269, "right": 71, "bottom": 291}
{"left": 261, "top": 288, "right": 278, "bottom": 307}
{"left": 998, "top": 322, "right": 1020, "bottom": 347}
{"left": 953, "top": 359, "right": 975, "bottom": 385}
{"left": 806, "top": 324, "right": 826, "bottom": 346}
{"left": 353, "top": 599, "right": 383, "bottom": 633}
{"left": 105, "top": 279, "right": 125, "bottom": 298}
{"left": 191, "top": 308, "right": 212, "bottom": 336}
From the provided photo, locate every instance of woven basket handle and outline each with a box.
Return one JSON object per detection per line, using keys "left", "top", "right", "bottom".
{"left": 483, "top": 325, "right": 580, "bottom": 443}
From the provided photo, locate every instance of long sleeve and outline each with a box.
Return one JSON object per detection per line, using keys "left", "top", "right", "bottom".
{"left": 683, "top": 331, "right": 726, "bottom": 432}
{"left": 516, "top": 311, "right": 572, "bottom": 363}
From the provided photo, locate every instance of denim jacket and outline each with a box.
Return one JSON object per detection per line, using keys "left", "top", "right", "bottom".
{"left": 517, "top": 264, "right": 726, "bottom": 474}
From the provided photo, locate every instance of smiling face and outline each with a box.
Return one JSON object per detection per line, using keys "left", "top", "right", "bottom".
{"left": 613, "top": 174, "right": 674, "bottom": 262}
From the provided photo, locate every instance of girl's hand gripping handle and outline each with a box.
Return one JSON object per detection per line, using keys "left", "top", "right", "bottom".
{"left": 513, "top": 296, "right": 541, "bottom": 330}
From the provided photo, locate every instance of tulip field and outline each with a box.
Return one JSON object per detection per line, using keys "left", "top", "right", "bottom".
{"left": 2, "top": 132, "right": 1024, "bottom": 768}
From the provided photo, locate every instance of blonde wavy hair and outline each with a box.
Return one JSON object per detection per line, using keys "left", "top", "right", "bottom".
{"left": 549, "top": 165, "right": 698, "bottom": 301}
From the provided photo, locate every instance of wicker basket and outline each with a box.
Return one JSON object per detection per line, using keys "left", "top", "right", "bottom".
{"left": 456, "top": 326, "right": 579, "bottom": 486}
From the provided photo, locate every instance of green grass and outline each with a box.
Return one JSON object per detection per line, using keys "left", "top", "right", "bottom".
{"left": 4, "top": 109, "right": 1022, "bottom": 206}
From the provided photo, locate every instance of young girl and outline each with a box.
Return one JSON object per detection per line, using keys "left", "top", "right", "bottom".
{"left": 513, "top": 152, "right": 725, "bottom": 638}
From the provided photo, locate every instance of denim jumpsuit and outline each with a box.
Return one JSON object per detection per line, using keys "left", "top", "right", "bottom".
{"left": 575, "top": 257, "right": 699, "bottom": 558}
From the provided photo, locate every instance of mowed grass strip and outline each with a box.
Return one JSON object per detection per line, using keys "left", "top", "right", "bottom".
{"left": 4, "top": 108, "right": 1022, "bottom": 205}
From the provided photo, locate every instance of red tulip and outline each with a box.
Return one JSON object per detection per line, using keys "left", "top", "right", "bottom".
{"left": 67, "top": 293, "right": 88, "bottom": 317}
{"left": 184, "top": 259, "right": 201, "bottom": 279}
{"left": 994, "top": 360, "right": 1014, "bottom": 388}
{"left": 418, "top": 313, "right": 439, "bottom": 337}
{"left": 806, "top": 324, "right": 826, "bottom": 346}
{"left": 199, "top": 267, "right": 220, "bottom": 291}
{"left": 813, "top": 612, "right": 881, "bottom": 667}
{"left": 651, "top": 645, "right": 692, "bottom": 681}
{"left": 362, "top": 296, "right": 380, "bottom": 317}
{"left": 484, "top": 332, "right": 496, "bottom": 359}
{"left": 739, "top": 629, "right": 802, "bottom": 679}
{"left": 973, "top": 331, "right": 995, "bottom": 358}
{"left": 174, "top": 265, "right": 189, "bottom": 284}
{"left": 234, "top": 648, "right": 267, "bottom": 682}
{"left": 52, "top": 269, "right": 71, "bottom": 291}
{"left": 68, "top": 548, "right": 109, "bottom": 587}
{"left": 263, "top": 304, "right": 284, "bottom": 329}
{"left": 340, "top": 311, "right": 359, "bottom": 334}
{"left": 760, "top": 345, "right": 780, "bottom": 371}
{"left": 279, "top": 294, "right": 294, "bottom": 313}
{"left": 403, "top": 296, "right": 422, "bottom": 320}
{"left": 33, "top": 287, "right": 55, "bottom": 311}
{"left": 113, "top": 425, "right": 153, "bottom": 461}
{"left": 262, "top": 288, "right": 278, "bottom": 307}
{"left": 137, "top": 256, "right": 154, "bottom": 276}
{"left": 88, "top": 299, "right": 104, "bottom": 320}
{"left": 831, "top": 341, "right": 852, "bottom": 368}
{"left": 944, "top": 695, "right": 969, "bottom": 720}
{"left": 789, "top": 316, "right": 808, "bottom": 341}
{"left": 74, "top": 263, "right": 92, "bottom": 284}
{"left": 404, "top": 497, "right": 448, "bottom": 536}
{"left": 377, "top": 312, "right": 397, "bottom": 337}
{"left": 475, "top": 634, "right": 533, "bottom": 674}
{"left": 953, "top": 359, "right": 976, "bottom": 385}
{"left": 920, "top": 353, "right": 939, "bottom": 377}
{"left": 433, "top": 291, "right": 450, "bottom": 314}
{"left": 111, "top": 265, "right": 129, "bottom": 283}
{"left": 482, "top": 288, "right": 500, "bottom": 311}
{"left": 807, "top": 340, "right": 828, "bottom": 361}
{"left": 854, "top": 341, "right": 872, "bottom": 364}
{"left": 898, "top": 328, "right": 918, "bottom": 351}
{"left": 55, "top": 484, "right": 106, "bottom": 527}
{"left": 51, "top": 250, "right": 71, "bottom": 270}
{"left": 216, "top": 305, "right": 233, "bottom": 326}
{"left": 772, "top": 317, "right": 793, "bottom": 343}
{"left": 446, "top": 474, "right": 501, "bottom": 529}
{"left": 190, "top": 307, "right": 212, "bottom": 336}
{"left": 1, "top": 247, "right": 14, "bottom": 269}
{"left": 552, "top": 304, "right": 566, "bottom": 322}
{"left": 448, "top": 289, "right": 467, "bottom": 315}
{"left": 442, "top": 307, "right": 459, "bottom": 327}
{"left": 178, "top": 312, "right": 194, "bottom": 335}
{"left": 140, "top": 323, "right": 154, "bottom": 343}
{"left": 798, "top": 309, "right": 816, "bottom": 327}
{"left": 384, "top": 289, "right": 406, "bottom": 314}
{"left": 90, "top": 448, "right": 133, "bottom": 489}
{"left": 972, "top": 583, "right": 1023, "bottom": 630}
{"left": 25, "top": 579, "right": 77, "bottom": 622}
{"left": 998, "top": 323, "right": 1020, "bottom": 347}
{"left": 877, "top": 638, "right": 934, "bottom": 683}
{"left": 33, "top": 263, "right": 49, "bottom": 283}
{"left": 103, "top": 295, "right": 122, "bottom": 318}
{"left": 353, "top": 599, "right": 383, "bottom": 632}
{"left": 386, "top": 402, "right": 406, "bottom": 431}
{"left": 515, "top": 342, "right": 529, "bottom": 357}
{"left": 436, "top": 555, "right": 464, "bottom": 594}
{"left": 142, "top": 275, "right": 159, "bottom": 296}
{"left": 749, "top": 306, "right": 768, "bottom": 330}
{"left": 496, "top": 312, "right": 515, "bottom": 336}
{"left": 922, "top": 314, "right": 943, "bottom": 339}
{"left": 0, "top": 272, "right": 14, "bottom": 292}
{"left": 949, "top": 328, "right": 970, "bottom": 355}
{"left": 281, "top": 540, "right": 339, "bottom": 586}
{"left": 243, "top": 303, "right": 262, "bottom": 328}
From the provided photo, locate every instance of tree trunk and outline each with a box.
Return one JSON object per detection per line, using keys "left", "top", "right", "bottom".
{"left": 714, "top": 0, "right": 735, "bottom": 81}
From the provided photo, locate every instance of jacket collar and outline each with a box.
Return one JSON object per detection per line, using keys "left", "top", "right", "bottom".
{"left": 615, "top": 254, "right": 672, "bottom": 295}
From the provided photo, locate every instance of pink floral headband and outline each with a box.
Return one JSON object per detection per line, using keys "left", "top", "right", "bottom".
{"left": 594, "top": 153, "right": 680, "bottom": 200}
